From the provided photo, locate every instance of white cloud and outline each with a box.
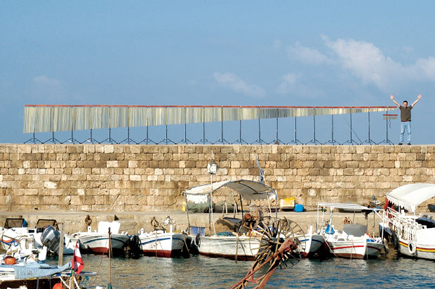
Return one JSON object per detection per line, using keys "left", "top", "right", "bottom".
{"left": 277, "top": 73, "right": 299, "bottom": 94}
{"left": 213, "top": 72, "right": 265, "bottom": 98}
{"left": 287, "top": 42, "right": 329, "bottom": 65}
{"left": 321, "top": 36, "right": 409, "bottom": 92}
{"left": 276, "top": 73, "right": 324, "bottom": 98}
{"left": 414, "top": 57, "right": 435, "bottom": 81}
{"left": 32, "top": 75, "right": 66, "bottom": 100}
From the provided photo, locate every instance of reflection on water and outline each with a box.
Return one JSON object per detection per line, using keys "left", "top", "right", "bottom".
{"left": 48, "top": 251, "right": 435, "bottom": 289}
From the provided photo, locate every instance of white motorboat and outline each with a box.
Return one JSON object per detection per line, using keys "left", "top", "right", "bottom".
{"left": 0, "top": 218, "right": 77, "bottom": 256}
{"left": 0, "top": 218, "right": 75, "bottom": 255}
{"left": 298, "top": 226, "right": 324, "bottom": 255}
{"left": 185, "top": 179, "right": 282, "bottom": 261}
{"left": 69, "top": 221, "right": 130, "bottom": 254}
{"left": 137, "top": 225, "right": 188, "bottom": 257}
{"left": 382, "top": 183, "right": 435, "bottom": 260}
{"left": 195, "top": 233, "right": 261, "bottom": 261}
{"left": 317, "top": 203, "right": 385, "bottom": 259}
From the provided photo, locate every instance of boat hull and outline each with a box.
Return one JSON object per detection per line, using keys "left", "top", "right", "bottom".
{"left": 397, "top": 228, "right": 435, "bottom": 260}
{"left": 74, "top": 233, "right": 130, "bottom": 254}
{"left": 325, "top": 239, "right": 384, "bottom": 259}
{"left": 139, "top": 232, "right": 186, "bottom": 257}
{"left": 197, "top": 235, "right": 260, "bottom": 261}
{"left": 298, "top": 234, "right": 324, "bottom": 255}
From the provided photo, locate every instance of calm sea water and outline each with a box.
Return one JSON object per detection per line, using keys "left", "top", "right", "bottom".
{"left": 48, "top": 251, "right": 435, "bottom": 289}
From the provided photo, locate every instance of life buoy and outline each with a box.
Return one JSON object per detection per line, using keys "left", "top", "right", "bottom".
{"left": 408, "top": 241, "right": 417, "bottom": 255}
{"left": 391, "top": 232, "right": 399, "bottom": 250}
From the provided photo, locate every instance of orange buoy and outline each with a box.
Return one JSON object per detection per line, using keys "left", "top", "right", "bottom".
{"left": 4, "top": 256, "right": 16, "bottom": 265}
{"left": 53, "top": 283, "right": 63, "bottom": 289}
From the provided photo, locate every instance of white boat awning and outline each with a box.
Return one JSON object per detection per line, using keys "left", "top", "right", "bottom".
{"left": 386, "top": 183, "right": 435, "bottom": 213}
{"left": 184, "top": 179, "right": 277, "bottom": 201}
{"left": 317, "top": 202, "right": 371, "bottom": 211}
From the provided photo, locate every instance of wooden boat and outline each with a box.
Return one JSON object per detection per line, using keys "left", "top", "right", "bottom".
{"left": 383, "top": 183, "right": 435, "bottom": 260}
{"left": 69, "top": 221, "right": 130, "bottom": 254}
{"left": 317, "top": 203, "right": 385, "bottom": 259}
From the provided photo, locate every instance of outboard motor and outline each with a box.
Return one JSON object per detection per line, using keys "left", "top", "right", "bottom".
{"left": 128, "top": 235, "right": 142, "bottom": 259}
{"left": 41, "top": 225, "right": 60, "bottom": 253}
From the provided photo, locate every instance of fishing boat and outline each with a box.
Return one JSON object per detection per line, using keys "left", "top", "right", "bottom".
{"left": 298, "top": 226, "right": 324, "bottom": 256}
{"left": 185, "top": 179, "right": 279, "bottom": 261}
{"left": 0, "top": 218, "right": 75, "bottom": 255}
{"left": 137, "top": 225, "right": 189, "bottom": 257}
{"left": 69, "top": 221, "right": 130, "bottom": 254}
{"left": 317, "top": 203, "right": 385, "bottom": 259}
{"left": 382, "top": 183, "right": 435, "bottom": 260}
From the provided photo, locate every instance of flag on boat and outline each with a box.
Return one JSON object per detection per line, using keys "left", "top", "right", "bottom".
{"left": 72, "top": 242, "right": 84, "bottom": 275}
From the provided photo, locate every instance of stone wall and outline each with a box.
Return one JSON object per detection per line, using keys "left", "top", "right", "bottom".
{"left": 0, "top": 144, "right": 434, "bottom": 212}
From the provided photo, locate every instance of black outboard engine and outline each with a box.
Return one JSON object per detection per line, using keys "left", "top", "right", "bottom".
{"left": 128, "top": 235, "right": 142, "bottom": 258}
{"left": 41, "top": 225, "right": 60, "bottom": 253}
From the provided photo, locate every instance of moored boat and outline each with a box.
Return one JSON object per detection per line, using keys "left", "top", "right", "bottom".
{"left": 383, "top": 183, "right": 435, "bottom": 260}
{"left": 69, "top": 221, "right": 130, "bottom": 254}
{"left": 185, "top": 179, "right": 279, "bottom": 261}
{"left": 317, "top": 203, "right": 386, "bottom": 259}
{"left": 137, "top": 225, "right": 189, "bottom": 257}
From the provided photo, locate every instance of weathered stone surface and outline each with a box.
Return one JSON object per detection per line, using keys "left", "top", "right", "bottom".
{"left": 0, "top": 144, "right": 435, "bottom": 212}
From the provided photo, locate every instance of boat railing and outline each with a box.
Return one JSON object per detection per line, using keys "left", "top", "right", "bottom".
{"left": 386, "top": 208, "right": 424, "bottom": 241}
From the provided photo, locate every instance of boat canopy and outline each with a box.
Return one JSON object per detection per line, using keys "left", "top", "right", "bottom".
{"left": 386, "top": 183, "right": 435, "bottom": 213}
{"left": 184, "top": 179, "right": 277, "bottom": 201}
{"left": 317, "top": 203, "right": 371, "bottom": 211}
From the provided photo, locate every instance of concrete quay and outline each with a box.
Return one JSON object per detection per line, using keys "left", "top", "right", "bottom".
{"left": 4, "top": 210, "right": 434, "bottom": 237}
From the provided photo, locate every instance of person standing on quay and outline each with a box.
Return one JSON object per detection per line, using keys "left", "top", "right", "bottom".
{"left": 390, "top": 94, "right": 421, "bottom": 145}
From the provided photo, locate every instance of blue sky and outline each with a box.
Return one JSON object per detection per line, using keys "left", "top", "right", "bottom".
{"left": 1, "top": 1, "right": 434, "bottom": 144}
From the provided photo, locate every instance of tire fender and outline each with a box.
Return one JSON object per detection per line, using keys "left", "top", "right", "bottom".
{"left": 391, "top": 232, "right": 399, "bottom": 250}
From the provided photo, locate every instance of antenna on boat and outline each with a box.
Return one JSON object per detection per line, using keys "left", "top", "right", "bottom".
{"left": 207, "top": 149, "right": 218, "bottom": 236}
{"left": 256, "top": 157, "right": 265, "bottom": 184}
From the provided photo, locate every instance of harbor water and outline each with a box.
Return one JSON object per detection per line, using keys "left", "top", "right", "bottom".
{"left": 48, "top": 251, "right": 435, "bottom": 289}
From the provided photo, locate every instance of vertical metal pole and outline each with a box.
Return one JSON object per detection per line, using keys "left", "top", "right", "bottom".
{"left": 331, "top": 114, "right": 334, "bottom": 142}
{"left": 386, "top": 117, "right": 388, "bottom": 142}
{"left": 128, "top": 127, "right": 130, "bottom": 144}
{"left": 368, "top": 110, "right": 371, "bottom": 142}
{"left": 58, "top": 223, "right": 64, "bottom": 266}
{"left": 258, "top": 107, "right": 261, "bottom": 143}
{"left": 146, "top": 118, "right": 149, "bottom": 145}
{"left": 276, "top": 107, "right": 279, "bottom": 142}
{"left": 313, "top": 112, "right": 316, "bottom": 142}
{"left": 239, "top": 107, "right": 242, "bottom": 145}
{"left": 221, "top": 106, "right": 224, "bottom": 144}
{"left": 165, "top": 107, "right": 168, "bottom": 145}
{"left": 294, "top": 116, "right": 297, "bottom": 143}
{"left": 202, "top": 106, "right": 205, "bottom": 144}
{"left": 350, "top": 107, "right": 353, "bottom": 143}
{"left": 127, "top": 106, "right": 131, "bottom": 144}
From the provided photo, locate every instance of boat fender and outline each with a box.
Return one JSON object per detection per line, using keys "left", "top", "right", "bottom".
{"left": 408, "top": 241, "right": 417, "bottom": 255}
{"left": 4, "top": 255, "right": 16, "bottom": 265}
{"left": 391, "top": 232, "right": 399, "bottom": 250}
{"left": 325, "top": 224, "right": 335, "bottom": 235}
{"left": 195, "top": 233, "right": 201, "bottom": 247}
